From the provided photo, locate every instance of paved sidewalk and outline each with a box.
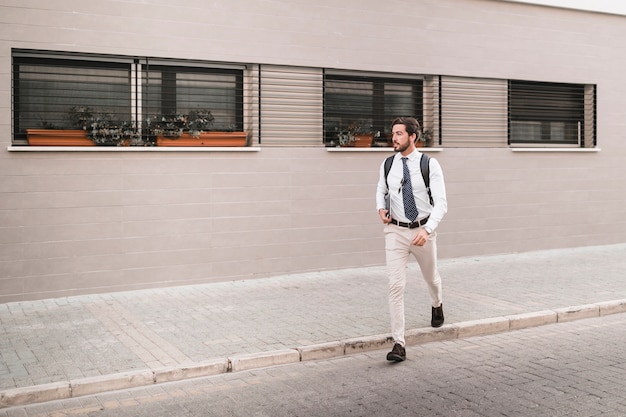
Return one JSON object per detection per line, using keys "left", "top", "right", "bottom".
{"left": 2, "top": 243, "right": 626, "bottom": 408}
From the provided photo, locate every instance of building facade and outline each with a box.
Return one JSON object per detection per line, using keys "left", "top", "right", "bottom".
{"left": 1, "top": 0, "right": 625, "bottom": 302}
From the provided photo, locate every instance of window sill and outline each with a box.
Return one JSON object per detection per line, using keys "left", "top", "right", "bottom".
{"left": 510, "top": 147, "right": 600, "bottom": 153}
{"left": 7, "top": 146, "right": 261, "bottom": 152}
{"left": 327, "top": 147, "right": 443, "bottom": 152}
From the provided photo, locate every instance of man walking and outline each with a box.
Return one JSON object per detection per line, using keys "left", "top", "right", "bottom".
{"left": 375, "top": 117, "right": 448, "bottom": 362}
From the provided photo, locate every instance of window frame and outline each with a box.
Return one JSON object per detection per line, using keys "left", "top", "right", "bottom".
{"left": 141, "top": 63, "right": 244, "bottom": 133}
{"left": 12, "top": 50, "right": 246, "bottom": 146}
{"left": 12, "top": 54, "right": 134, "bottom": 144}
{"left": 508, "top": 80, "right": 594, "bottom": 147}
{"left": 323, "top": 72, "right": 424, "bottom": 147}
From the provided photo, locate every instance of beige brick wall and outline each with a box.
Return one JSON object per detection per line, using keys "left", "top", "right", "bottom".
{"left": 1, "top": 0, "right": 626, "bottom": 301}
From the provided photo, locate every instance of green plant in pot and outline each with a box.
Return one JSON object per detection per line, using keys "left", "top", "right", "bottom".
{"left": 68, "top": 106, "right": 141, "bottom": 146}
{"left": 335, "top": 121, "right": 373, "bottom": 147}
{"left": 148, "top": 109, "right": 215, "bottom": 138}
{"left": 419, "top": 128, "right": 434, "bottom": 147}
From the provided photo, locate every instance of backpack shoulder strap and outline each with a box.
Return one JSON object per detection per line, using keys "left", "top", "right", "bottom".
{"left": 383, "top": 155, "right": 394, "bottom": 190}
{"left": 386, "top": 153, "right": 433, "bottom": 206}
{"left": 420, "top": 153, "right": 434, "bottom": 206}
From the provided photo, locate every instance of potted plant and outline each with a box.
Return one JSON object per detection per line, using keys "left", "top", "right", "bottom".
{"left": 148, "top": 109, "right": 214, "bottom": 138}
{"left": 418, "top": 128, "right": 434, "bottom": 147}
{"left": 335, "top": 121, "right": 373, "bottom": 147}
{"left": 149, "top": 109, "right": 247, "bottom": 147}
{"left": 27, "top": 107, "right": 144, "bottom": 146}
{"left": 69, "top": 107, "right": 143, "bottom": 146}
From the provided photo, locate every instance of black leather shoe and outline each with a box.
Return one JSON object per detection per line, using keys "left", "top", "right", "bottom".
{"left": 431, "top": 304, "right": 444, "bottom": 328}
{"left": 386, "top": 343, "right": 406, "bottom": 362}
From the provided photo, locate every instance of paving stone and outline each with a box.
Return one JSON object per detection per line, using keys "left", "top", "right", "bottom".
{"left": 1, "top": 243, "right": 626, "bottom": 409}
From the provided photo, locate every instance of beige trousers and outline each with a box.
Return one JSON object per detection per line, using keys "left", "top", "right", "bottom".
{"left": 384, "top": 223, "right": 442, "bottom": 347}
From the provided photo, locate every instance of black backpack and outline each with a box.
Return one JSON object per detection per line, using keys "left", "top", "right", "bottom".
{"left": 384, "top": 154, "right": 433, "bottom": 206}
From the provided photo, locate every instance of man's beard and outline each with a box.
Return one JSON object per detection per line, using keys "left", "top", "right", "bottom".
{"left": 393, "top": 141, "right": 410, "bottom": 153}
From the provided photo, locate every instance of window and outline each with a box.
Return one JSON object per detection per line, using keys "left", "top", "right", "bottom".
{"left": 508, "top": 80, "right": 595, "bottom": 146}
{"left": 142, "top": 63, "right": 243, "bottom": 132}
{"left": 323, "top": 73, "right": 423, "bottom": 147}
{"left": 12, "top": 54, "right": 132, "bottom": 143}
{"left": 12, "top": 50, "right": 245, "bottom": 146}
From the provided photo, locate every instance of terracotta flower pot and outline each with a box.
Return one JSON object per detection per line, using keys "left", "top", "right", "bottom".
{"left": 156, "top": 132, "right": 247, "bottom": 147}
{"left": 348, "top": 134, "right": 373, "bottom": 147}
{"left": 26, "top": 129, "right": 95, "bottom": 146}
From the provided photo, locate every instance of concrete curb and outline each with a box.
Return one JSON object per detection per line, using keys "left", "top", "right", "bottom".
{"left": 2, "top": 299, "right": 626, "bottom": 409}
{"left": 153, "top": 359, "right": 229, "bottom": 384}
{"left": 229, "top": 349, "right": 301, "bottom": 373}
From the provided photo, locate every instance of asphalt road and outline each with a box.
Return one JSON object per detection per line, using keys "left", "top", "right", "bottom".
{"left": 5, "top": 313, "right": 626, "bottom": 417}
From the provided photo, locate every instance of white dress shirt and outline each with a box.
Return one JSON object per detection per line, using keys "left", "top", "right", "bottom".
{"left": 375, "top": 150, "right": 447, "bottom": 232}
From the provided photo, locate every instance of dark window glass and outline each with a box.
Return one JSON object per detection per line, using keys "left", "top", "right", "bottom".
{"left": 13, "top": 57, "right": 131, "bottom": 141}
{"left": 509, "top": 80, "right": 585, "bottom": 145}
{"left": 12, "top": 51, "right": 244, "bottom": 145}
{"left": 142, "top": 65, "right": 243, "bottom": 132}
{"left": 324, "top": 74, "right": 423, "bottom": 147}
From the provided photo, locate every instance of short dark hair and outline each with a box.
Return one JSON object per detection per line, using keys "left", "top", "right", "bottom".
{"left": 391, "top": 117, "right": 421, "bottom": 138}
